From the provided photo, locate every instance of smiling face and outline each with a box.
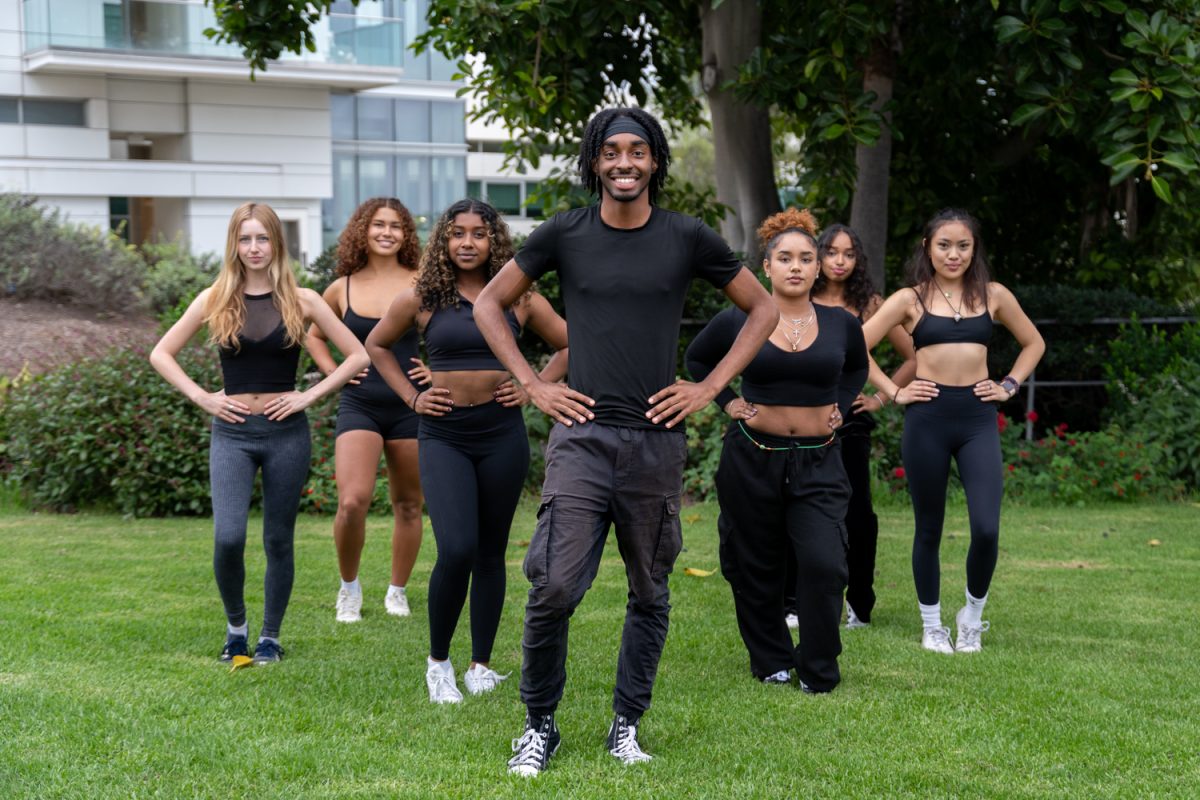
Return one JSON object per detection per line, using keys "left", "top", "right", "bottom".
{"left": 366, "top": 206, "right": 404, "bottom": 258}
{"left": 927, "top": 221, "right": 975, "bottom": 280}
{"left": 447, "top": 212, "right": 490, "bottom": 272}
{"left": 820, "top": 231, "right": 857, "bottom": 283}
{"left": 594, "top": 133, "right": 657, "bottom": 204}
{"left": 764, "top": 231, "right": 819, "bottom": 299}
{"left": 236, "top": 218, "right": 273, "bottom": 273}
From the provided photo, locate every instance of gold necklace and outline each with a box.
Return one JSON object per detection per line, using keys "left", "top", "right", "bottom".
{"left": 932, "top": 278, "right": 964, "bottom": 322}
{"left": 779, "top": 307, "right": 816, "bottom": 350}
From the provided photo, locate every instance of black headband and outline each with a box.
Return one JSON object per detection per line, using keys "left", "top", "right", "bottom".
{"left": 603, "top": 117, "right": 651, "bottom": 143}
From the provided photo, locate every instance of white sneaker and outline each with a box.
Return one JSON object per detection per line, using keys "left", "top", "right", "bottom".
{"left": 921, "top": 625, "right": 954, "bottom": 654}
{"left": 955, "top": 606, "right": 990, "bottom": 653}
{"left": 846, "top": 604, "right": 869, "bottom": 629}
{"left": 785, "top": 612, "right": 799, "bottom": 630}
{"left": 384, "top": 586, "right": 411, "bottom": 617}
{"left": 426, "top": 658, "right": 462, "bottom": 704}
{"left": 464, "top": 663, "right": 510, "bottom": 695}
{"left": 335, "top": 587, "right": 362, "bottom": 623}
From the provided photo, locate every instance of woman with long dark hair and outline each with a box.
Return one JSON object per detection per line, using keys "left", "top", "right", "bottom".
{"left": 687, "top": 208, "right": 866, "bottom": 693}
{"left": 151, "top": 202, "right": 368, "bottom": 664}
{"left": 863, "top": 208, "right": 1044, "bottom": 654}
{"left": 366, "top": 199, "right": 568, "bottom": 703}
{"left": 306, "top": 197, "right": 426, "bottom": 624}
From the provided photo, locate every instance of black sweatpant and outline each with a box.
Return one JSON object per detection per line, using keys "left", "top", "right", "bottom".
{"left": 520, "top": 423, "right": 685, "bottom": 722}
{"left": 901, "top": 383, "right": 1003, "bottom": 605}
{"left": 715, "top": 423, "right": 850, "bottom": 691}
{"left": 419, "top": 402, "right": 529, "bottom": 663}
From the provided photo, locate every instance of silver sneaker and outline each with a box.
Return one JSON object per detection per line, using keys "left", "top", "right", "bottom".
{"left": 955, "top": 606, "right": 990, "bottom": 653}
{"left": 335, "top": 587, "right": 362, "bottom": 623}
{"left": 384, "top": 586, "right": 410, "bottom": 617}
{"left": 921, "top": 625, "right": 954, "bottom": 655}
{"left": 425, "top": 659, "right": 463, "bottom": 704}
{"left": 606, "top": 715, "right": 653, "bottom": 765}
{"left": 464, "top": 663, "right": 510, "bottom": 695}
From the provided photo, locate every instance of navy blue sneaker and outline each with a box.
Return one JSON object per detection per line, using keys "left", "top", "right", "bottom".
{"left": 219, "top": 634, "right": 248, "bottom": 663}
{"left": 252, "top": 639, "right": 285, "bottom": 665}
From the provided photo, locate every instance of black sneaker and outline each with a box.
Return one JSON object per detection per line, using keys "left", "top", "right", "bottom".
{"left": 606, "top": 714, "right": 653, "bottom": 764}
{"left": 508, "top": 714, "right": 561, "bottom": 777}
{"left": 218, "top": 634, "right": 248, "bottom": 663}
{"left": 252, "top": 639, "right": 284, "bottom": 665}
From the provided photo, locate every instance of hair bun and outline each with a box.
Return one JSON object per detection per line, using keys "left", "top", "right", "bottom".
{"left": 757, "top": 208, "right": 819, "bottom": 248}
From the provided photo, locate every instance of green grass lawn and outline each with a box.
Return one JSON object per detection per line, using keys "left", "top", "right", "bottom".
{"left": 1, "top": 500, "right": 1198, "bottom": 798}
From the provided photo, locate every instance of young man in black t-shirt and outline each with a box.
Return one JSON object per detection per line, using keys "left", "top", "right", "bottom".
{"left": 474, "top": 107, "right": 777, "bottom": 777}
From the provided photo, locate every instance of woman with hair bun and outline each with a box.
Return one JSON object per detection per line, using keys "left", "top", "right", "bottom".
{"left": 306, "top": 197, "right": 427, "bottom": 624}
{"left": 686, "top": 208, "right": 867, "bottom": 693}
{"left": 863, "top": 209, "right": 1044, "bottom": 655}
{"left": 151, "top": 202, "right": 369, "bottom": 664}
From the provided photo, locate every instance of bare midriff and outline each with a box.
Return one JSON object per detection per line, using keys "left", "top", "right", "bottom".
{"left": 744, "top": 402, "right": 838, "bottom": 438}
{"left": 227, "top": 391, "right": 290, "bottom": 414}
{"left": 913, "top": 342, "right": 988, "bottom": 386}
{"left": 432, "top": 369, "right": 512, "bottom": 407}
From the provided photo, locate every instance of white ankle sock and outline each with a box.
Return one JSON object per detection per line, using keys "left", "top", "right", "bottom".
{"left": 258, "top": 635, "right": 280, "bottom": 646}
{"left": 919, "top": 602, "right": 943, "bottom": 629}
{"left": 341, "top": 578, "right": 361, "bottom": 595}
{"left": 228, "top": 622, "right": 248, "bottom": 637}
{"left": 961, "top": 590, "right": 987, "bottom": 625}
{"left": 389, "top": 584, "right": 406, "bottom": 595}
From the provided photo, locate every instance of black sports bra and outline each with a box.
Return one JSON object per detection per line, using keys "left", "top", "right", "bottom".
{"left": 218, "top": 293, "right": 301, "bottom": 394}
{"left": 910, "top": 288, "right": 992, "bottom": 350}
{"left": 424, "top": 295, "right": 520, "bottom": 372}
{"left": 342, "top": 276, "right": 419, "bottom": 401}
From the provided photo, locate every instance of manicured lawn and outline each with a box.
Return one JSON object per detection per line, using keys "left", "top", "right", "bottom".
{"left": 1, "top": 501, "right": 1197, "bottom": 798}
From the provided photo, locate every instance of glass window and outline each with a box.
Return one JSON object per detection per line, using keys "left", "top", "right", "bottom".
{"left": 109, "top": 197, "right": 131, "bottom": 242}
{"left": 394, "top": 99, "right": 430, "bottom": 142}
{"left": 358, "top": 155, "right": 394, "bottom": 201}
{"left": 331, "top": 153, "right": 358, "bottom": 232}
{"left": 467, "top": 180, "right": 482, "bottom": 200}
{"left": 487, "top": 183, "right": 521, "bottom": 216}
{"left": 330, "top": 94, "right": 356, "bottom": 140}
{"left": 396, "top": 156, "right": 431, "bottom": 220}
{"left": 431, "top": 157, "right": 464, "bottom": 215}
{"left": 356, "top": 96, "right": 393, "bottom": 141}
{"left": 0, "top": 98, "right": 18, "bottom": 124}
{"left": 524, "top": 182, "right": 544, "bottom": 218}
{"left": 23, "top": 99, "right": 86, "bottom": 127}
{"left": 431, "top": 101, "right": 464, "bottom": 143}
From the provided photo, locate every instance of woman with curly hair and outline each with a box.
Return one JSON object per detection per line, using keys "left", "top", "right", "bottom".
{"left": 151, "top": 202, "right": 369, "bottom": 664}
{"left": 863, "top": 208, "right": 1043, "bottom": 654}
{"left": 780, "top": 224, "right": 917, "bottom": 631}
{"left": 367, "top": 198, "right": 568, "bottom": 703}
{"left": 686, "top": 208, "right": 867, "bottom": 693}
{"left": 306, "top": 197, "right": 427, "bottom": 623}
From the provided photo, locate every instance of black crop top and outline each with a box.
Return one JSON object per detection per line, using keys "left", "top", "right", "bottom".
{"left": 342, "top": 277, "right": 419, "bottom": 403}
{"left": 219, "top": 292, "right": 301, "bottom": 394}
{"left": 686, "top": 304, "right": 868, "bottom": 416}
{"left": 424, "top": 295, "right": 520, "bottom": 372}
{"left": 909, "top": 288, "right": 992, "bottom": 350}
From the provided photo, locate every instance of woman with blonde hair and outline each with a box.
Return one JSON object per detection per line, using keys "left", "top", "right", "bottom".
{"left": 151, "top": 202, "right": 369, "bottom": 664}
{"left": 686, "top": 208, "right": 867, "bottom": 693}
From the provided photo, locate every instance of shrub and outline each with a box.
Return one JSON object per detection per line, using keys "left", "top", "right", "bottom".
{"left": 1116, "top": 360, "right": 1200, "bottom": 495}
{"left": 140, "top": 237, "right": 220, "bottom": 313}
{"left": 0, "top": 193, "right": 147, "bottom": 312}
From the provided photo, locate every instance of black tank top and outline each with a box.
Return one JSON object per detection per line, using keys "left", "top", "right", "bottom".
{"left": 424, "top": 294, "right": 520, "bottom": 372}
{"left": 910, "top": 288, "right": 992, "bottom": 350}
{"left": 219, "top": 292, "right": 301, "bottom": 394}
{"left": 342, "top": 276, "right": 419, "bottom": 403}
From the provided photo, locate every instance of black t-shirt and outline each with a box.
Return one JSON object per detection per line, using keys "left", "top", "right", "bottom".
{"left": 517, "top": 205, "right": 741, "bottom": 428}
{"left": 686, "top": 304, "right": 868, "bottom": 417}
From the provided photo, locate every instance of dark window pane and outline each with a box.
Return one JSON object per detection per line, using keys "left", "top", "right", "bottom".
{"left": 524, "top": 182, "right": 543, "bottom": 217}
{"left": 431, "top": 101, "right": 463, "bottom": 143}
{"left": 331, "top": 94, "right": 356, "bottom": 139}
{"left": 487, "top": 183, "right": 521, "bottom": 216}
{"left": 356, "top": 96, "right": 393, "bottom": 141}
{"left": 467, "top": 180, "right": 482, "bottom": 200}
{"left": 0, "top": 98, "right": 18, "bottom": 124}
{"left": 23, "top": 99, "right": 85, "bottom": 126}
{"left": 394, "top": 99, "right": 430, "bottom": 142}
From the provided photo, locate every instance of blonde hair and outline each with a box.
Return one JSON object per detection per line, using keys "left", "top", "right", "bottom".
{"left": 204, "top": 202, "right": 306, "bottom": 349}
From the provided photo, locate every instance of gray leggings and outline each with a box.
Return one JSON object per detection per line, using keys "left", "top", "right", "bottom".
{"left": 210, "top": 413, "right": 311, "bottom": 639}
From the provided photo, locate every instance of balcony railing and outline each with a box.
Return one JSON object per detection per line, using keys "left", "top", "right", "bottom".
{"left": 22, "top": 0, "right": 405, "bottom": 69}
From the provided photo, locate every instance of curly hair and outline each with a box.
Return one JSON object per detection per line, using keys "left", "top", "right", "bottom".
{"left": 415, "top": 199, "right": 515, "bottom": 312}
{"left": 814, "top": 223, "right": 876, "bottom": 315}
{"left": 757, "top": 207, "right": 819, "bottom": 258}
{"left": 578, "top": 107, "right": 671, "bottom": 203}
{"left": 334, "top": 197, "right": 420, "bottom": 277}
{"left": 906, "top": 207, "right": 991, "bottom": 313}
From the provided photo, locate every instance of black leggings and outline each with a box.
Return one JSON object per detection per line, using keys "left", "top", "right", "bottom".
{"left": 902, "top": 383, "right": 1003, "bottom": 605}
{"left": 419, "top": 402, "right": 528, "bottom": 663}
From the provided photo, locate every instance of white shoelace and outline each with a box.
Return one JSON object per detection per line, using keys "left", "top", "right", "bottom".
{"left": 509, "top": 727, "right": 549, "bottom": 770}
{"left": 467, "top": 665, "right": 510, "bottom": 693}
{"left": 427, "top": 670, "right": 460, "bottom": 702}
{"left": 610, "top": 722, "right": 652, "bottom": 764}
{"left": 958, "top": 620, "right": 990, "bottom": 649}
{"left": 924, "top": 625, "right": 953, "bottom": 651}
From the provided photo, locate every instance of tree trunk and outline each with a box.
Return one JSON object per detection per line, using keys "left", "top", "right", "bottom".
{"left": 700, "top": 0, "right": 780, "bottom": 260}
{"left": 849, "top": 23, "right": 898, "bottom": 293}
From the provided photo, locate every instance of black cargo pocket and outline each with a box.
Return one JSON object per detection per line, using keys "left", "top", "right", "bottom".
{"left": 650, "top": 492, "right": 683, "bottom": 579}
{"left": 523, "top": 494, "right": 555, "bottom": 586}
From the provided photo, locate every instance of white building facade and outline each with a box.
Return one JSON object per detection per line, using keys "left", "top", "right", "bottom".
{"left": 2, "top": 0, "right": 467, "bottom": 264}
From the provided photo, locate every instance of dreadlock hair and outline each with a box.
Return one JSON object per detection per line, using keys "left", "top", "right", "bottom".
{"left": 814, "top": 223, "right": 876, "bottom": 315}
{"left": 335, "top": 197, "right": 420, "bottom": 277}
{"left": 757, "top": 207, "right": 819, "bottom": 261}
{"left": 906, "top": 208, "right": 991, "bottom": 314}
{"left": 415, "top": 199, "right": 515, "bottom": 313}
{"left": 578, "top": 107, "right": 671, "bottom": 203}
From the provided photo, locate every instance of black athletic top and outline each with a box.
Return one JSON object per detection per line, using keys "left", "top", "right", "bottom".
{"left": 219, "top": 292, "right": 301, "bottom": 394}
{"left": 517, "top": 205, "right": 742, "bottom": 428}
{"left": 425, "top": 294, "right": 520, "bottom": 372}
{"left": 686, "top": 304, "right": 868, "bottom": 418}
{"left": 342, "top": 277, "right": 419, "bottom": 403}
{"left": 910, "top": 289, "right": 992, "bottom": 350}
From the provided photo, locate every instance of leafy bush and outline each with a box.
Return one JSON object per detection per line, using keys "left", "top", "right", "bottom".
{"left": 1105, "top": 319, "right": 1200, "bottom": 417}
{"left": 0, "top": 193, "right": 147, "bottom": 312}
{"left": 140, "top": 238, "right": 221, "bottom": 313}
{"left": 1114, "top": 360, "right": 1200, "bottom": 495}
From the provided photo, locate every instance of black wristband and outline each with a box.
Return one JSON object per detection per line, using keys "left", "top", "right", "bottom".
{"left": 409, "top": 388, "right": 427, "bottom": 412}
